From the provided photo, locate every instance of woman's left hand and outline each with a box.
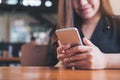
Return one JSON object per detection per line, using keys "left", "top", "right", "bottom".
{"left": 61, "top": 37, "right": 107, "bottom": 69}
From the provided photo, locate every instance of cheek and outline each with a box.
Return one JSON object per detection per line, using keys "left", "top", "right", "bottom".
{"left": 91, "top": 0, "right": 101, "bottom": 10}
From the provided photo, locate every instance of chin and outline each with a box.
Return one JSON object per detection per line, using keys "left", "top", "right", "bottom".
{"left": 81, "top": 14, "right": 95, "bottom": 19}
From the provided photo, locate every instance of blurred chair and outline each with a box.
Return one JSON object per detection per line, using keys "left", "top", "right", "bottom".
{"left": 21, "top": 44, "right": 48, "bottom": 66}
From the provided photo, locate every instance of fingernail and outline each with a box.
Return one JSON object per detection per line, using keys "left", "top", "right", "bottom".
{"left": 62, "top": 50, "right": 65, "bottom": 53}
{"left": 63, "top": 58, "right": 69, "bottom": 62}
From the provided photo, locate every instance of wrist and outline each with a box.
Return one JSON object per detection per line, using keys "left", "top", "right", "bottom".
{"left": 101, "top": 53, "right": 109, "bottom": 69}
{"left": 104, "top": 54, "right": 114, "bottom": 69}
{"left": 104, "top": 54, "right": 109, "bottom": 69}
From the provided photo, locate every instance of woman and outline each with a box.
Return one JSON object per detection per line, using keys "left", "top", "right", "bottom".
{"left": 49, "top": 0, "right": 120, "bottom": 69}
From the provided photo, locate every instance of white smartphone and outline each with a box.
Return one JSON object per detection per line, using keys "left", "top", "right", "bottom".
{"left": 55, "top": 28, "right": 83, "bottom": 46}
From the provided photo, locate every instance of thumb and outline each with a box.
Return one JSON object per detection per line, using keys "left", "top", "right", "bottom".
{"left": 58, "top": 40, "right": 62, "bottom": 46}
{"left": 83, "top": 37, "right": 95, "bottom": 46}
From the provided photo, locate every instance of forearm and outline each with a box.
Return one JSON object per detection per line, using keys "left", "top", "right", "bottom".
{"left": 105, "top": 54, "right": 120, "bottom": 69}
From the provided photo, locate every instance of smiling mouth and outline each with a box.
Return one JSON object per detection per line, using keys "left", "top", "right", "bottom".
{"left": 80, "top": 7, "right": 90, "bottom": 11}
{"left": 78, "top": 6, "right": 92, "bottom": 14}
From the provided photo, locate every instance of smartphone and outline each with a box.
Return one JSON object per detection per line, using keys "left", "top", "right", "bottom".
{"left": 55, "top": 28, "right": 83, "bottom": 46}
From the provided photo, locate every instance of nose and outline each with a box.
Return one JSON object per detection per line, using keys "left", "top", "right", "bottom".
{"left": 79, "top": 0, "right": 88, "bottom": 7}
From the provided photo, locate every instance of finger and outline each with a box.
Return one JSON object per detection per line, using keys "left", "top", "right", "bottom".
{"left": 57, "top": 40, "right": 66, "bottom": 54}
{"left": 65, "top": 45, "right": 91, "bottom": 57}
{"left": 83, "top": 37, "right": 95, "bottom": 46}
{"left": 57, "top": 44, "right": 71, "bottom": 54}
{"left": 57, "top": 43, "right": 71, "bottom": 60}
{"left": 73, "top": 59, "right": 93, "bottom": 69}
{"left": 57, "top": 40, "right": 71, "bottom": 54}
{"left": 58, "top": 40, "right": 62, "bottom": 46}
{"left": 57, "top": 54, "right": 65, "bottom": 61}
{"left": 63, "top": 53, "right": 89, "bottom": 63}
{"left": 64, "top": 60, "right": 88, "bottom": 68}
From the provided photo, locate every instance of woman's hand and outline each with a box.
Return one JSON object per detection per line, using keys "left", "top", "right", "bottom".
{"left": 56, "top": 40, "right": 71, "bottom": 67}
{"left": 57, "top": 37, "right": 107, "bottom": 69}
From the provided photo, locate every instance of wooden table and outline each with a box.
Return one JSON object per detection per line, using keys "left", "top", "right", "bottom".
{"left": 0, "top": 67, "right": 120, "bottom": 80}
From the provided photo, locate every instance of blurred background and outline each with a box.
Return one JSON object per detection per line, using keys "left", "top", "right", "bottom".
{"left": 0, "top": 0, "right": 58, "bottom": 66}
{"left": 0, "top": 0, "right": 58, "bottom": 43}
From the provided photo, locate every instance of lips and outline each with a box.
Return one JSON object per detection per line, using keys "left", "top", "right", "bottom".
{"left": 79, "top": 7, "right": 90, "bottom": 12}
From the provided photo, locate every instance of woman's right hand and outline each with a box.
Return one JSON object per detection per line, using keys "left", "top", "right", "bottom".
{"left": 56, "top": 40, "right": 71, "bottom": 67}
